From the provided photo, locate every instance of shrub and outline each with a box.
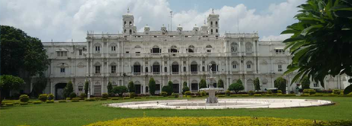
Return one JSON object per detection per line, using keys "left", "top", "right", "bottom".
{"left": 277, "top": 90, "right": 282, "bottom": 94}
{"left": 332, "top": 90, "right": 341, "bottom": 95}
{"left": 19, "top": 94, "right": 29, "bottom": 102}
{"left": 111, "top": 97, "right": 119, "bottom": 100}
{"left": 47, "top": 94, "right": 54, "bottom": 100}
{"left": 33, "top": 101, "right": 42, "bottom": 104}
{"left": 64, "top": 81, "right": 74, "bottom": 98}
{"left": 58, "top": 100, "right": 66, "bottom": 103}
{"left": 149, "top": 78, "right": 157, "bottom": 95}
{"left": 309, "top": 89, "right": 316, "bottom": 95}
{"left": 80, "top": 93, "right": 87, "bottom": 100}
{"left": 161, "top": 91, "right": 168, "bottom": 97}
{"left": 229, "top": 81, "right": 244, "bottom": 93}
{"left": 123, "top": 97, "right": 130, "bottom": 100}
{"left": 69, "top": 92, "right": 76, "bottom": 99}
{"left": 348, "top": 92, "right": 352, "bottom": 96}
{"left": 267, "top": 90, "right": 272, "bottom": 94}
{"left": 199, "top": 91, "right": 207, "bottom": 96}
{"left": 85, "top": 99, "right": 95, "bottom": 101}
{"left": 71, "top": 98, "right": 79, "bottom": 102}
{"left": 172, "top": 93, "right": 179, "bottom": 98}
{"left": 182, "top": 86, "right": 190, "bottom": 94}
{"left": 254, "top": 94, "right": 261, "bottom": 97}
{"left": 248, "top": 90, "right": 255, "bottom": 96}
{"left": 184, "top": 91, "right": 191, "bottom": 96}
{"left": 95, "top": 97, "right": 101, "bottom": 101}
{"left": 303, "top": 89, "right": 310, "bottom": 94}
{"left": 128, "top": 81, "right": 135, "bottom": 93}
{"left": 113, "top": 86, "right": 128, "bottom": 97}
{"left": 5, "top": 103, "right": 14, "bottom": 106}
{"left": 20, "top": 102, "right": 28, "bottom": 105}
{"left": 129, "top": 92, "right": 135, "bottom": 98}
{"left": 46, "top": 100, "right": 54, "bottom": 103}
{"left": 38, "top": 94, "right": 48, "bottom": 102}
{"left": 102, "top": 93, "right": 109, "bottom": 99}
{"left": 225, "top": 90, "right": 231, "bottom": 96}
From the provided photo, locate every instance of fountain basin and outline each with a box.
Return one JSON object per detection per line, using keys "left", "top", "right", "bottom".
{"left": 107, "top": 98, "right": 333, "bottom": 109}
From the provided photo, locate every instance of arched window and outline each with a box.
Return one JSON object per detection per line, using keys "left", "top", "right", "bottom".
{"left": 170, "top": 45, "right": 178, "bottom": 53}
{"left": 211, "top": 21, "right": 213, "bottom": 27}
{"left": 231, "top": 42, "right": 238, "bottom": 53}
{"left": 129, "top": 21, "right": 132, "bottom": 25}
{"left": 133, "top": 62, "right": 141, "bottom": 75}
{"left": 209, "top": 61, "right": 217, "bottom": 72}
{"left": 188, "top": 45, "right": 195, "bottom": 53}
{"left": 152, "top": 62, "right": 160, "bottom": 74}
{"left": 152, "top": 45, "right": 161, "bottom": 53}
{"left": 215, "top": 21, "right": 218, "bottom": 27}
{"left": 206, "top": 45, "right": 212, "bottom": 48}
{"left": 172, "top": 62, "right": 179, "bottom": 74}
{"left": 231, "top": 61, "right": 239, "bottom": 70}
{"left": 190, "top": 61, "right": 198, "bottom": 73}
{"left": 246, "top": 61, "right": 253, "bottom": 69}
{"left": 129, "top": 29, "right": 132, "bottom": 34}
{"left": 245, "top": 42, "right": 253, "bottom": 52}
{"left": 124, "top": 21, "right": 126, "bottom": 25}
{"left": 211, "top": 29, "right": 213, "bottom": 34}
{"left": 247, "top": 79, "right": 254, "bottom": 91}
{"left": 216, "top": 29, "right": 218, "bottom": 33}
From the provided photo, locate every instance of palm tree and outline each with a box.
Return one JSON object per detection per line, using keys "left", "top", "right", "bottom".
{"left": 282, "top": 0, "right": 352, "bottom": 87}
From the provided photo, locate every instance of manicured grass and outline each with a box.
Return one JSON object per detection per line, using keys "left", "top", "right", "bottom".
{"left": 0, "top": 97, "right": 351, "bottom": 126}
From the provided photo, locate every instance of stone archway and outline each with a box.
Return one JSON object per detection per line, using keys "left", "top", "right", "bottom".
{"left": 55, "top": 83, "right": 67, "bottom": 100}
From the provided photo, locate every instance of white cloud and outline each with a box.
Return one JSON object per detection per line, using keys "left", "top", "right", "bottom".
{"left": 0, "top": 0, "right": 305, "bottom": 42}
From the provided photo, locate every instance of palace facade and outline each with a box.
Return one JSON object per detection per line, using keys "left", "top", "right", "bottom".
{"left": 42, "top": 11, "right": 349, "bottom": 98}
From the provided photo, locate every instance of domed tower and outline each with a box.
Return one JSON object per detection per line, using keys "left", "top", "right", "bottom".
{"left": 207, "top": 9, "right": 219, "bottom": 36}
{"left": 123, "top": 8, "right": 137, "bottom": 35}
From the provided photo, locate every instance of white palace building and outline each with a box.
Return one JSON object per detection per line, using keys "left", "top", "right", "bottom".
{"left": 42, "top": 11, "right": 350, "bottom": 98}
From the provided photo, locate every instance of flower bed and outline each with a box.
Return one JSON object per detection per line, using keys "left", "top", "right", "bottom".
{"left": 84, "top": 117, "right": 347, "bottom": 126}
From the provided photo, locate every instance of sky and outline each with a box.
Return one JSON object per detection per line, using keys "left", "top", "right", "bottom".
{"left": 0, "top": 0, "right": 305, "bottom": 42}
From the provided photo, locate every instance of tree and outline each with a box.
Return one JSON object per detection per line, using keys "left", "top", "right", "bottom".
{"left": 128, "top": 81, "right": 135, "bottom": 93}
{"left": 0, "top": 75, "right": 25, "bottom": 105}
{"left": 182, "top": 81, "right": 190, "bottom": 94}
{"left": 274, "top": 77, "right": 287, "bottom": 93}
{"left": 199, "top": 79, "right": 206, "bottom": 89}
{"left": 301, "top": 76, "right": 310, "bottom": 90}
{"left": 149, "top": 78, "right": 156, "bottom": 95}
{"left": 218, "top": 79, "right": 224, "bottom": 88}
{"left": 0, "top": 26, "right": 49, "bottom": 90}
{"left": 64, "top": 81, "right": 74, "bottom": 98}
{"left": 282, "top": 0, "right": 352, "bottom": 86}
{"left": 254, "top": 77, "right": 260, "bottom": 92}
{"left": 167, "top": 81, "right": 173, "bottom": 95}
{"left": 84, "top": 81, "right": 89, "bottom": 95}
{"left": 229, "top": 82, "right": 244, "bottom": 94}
{"left": 31, "top": 73, "right": 47, "bottom": 97}
{"left": 107, "top": 81, "right": 113, "bottom": 95}
{"left": 113, "top": 86, "right": 128, "bottom": 97}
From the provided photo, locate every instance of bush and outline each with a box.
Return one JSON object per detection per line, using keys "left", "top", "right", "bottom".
{"left": 332, "top": 89, "right": 341, "bottom": 95}
{"left": 113, "top": 86, "right": 128, "bottom": 97}
{"left": 184, "top": 91, "right": 191, "bottom": 96}
{"left": 254, "top": 94, "right": 262, "bottom": 97}
{"left": 267, "top": 90, "right": 272, "bottom": 94}
{"left": 199, "top": 91, "right": 207, "bottom": 96}
{"left": 58, "top": 100, "right": 66, "bottom": 103}
{"left": 20, "top": 102, "right": 28, "bottom": 105}
{"left": 303, "top": 89, "right": 310, "bottom": 94}
{"left": 172, "top": 93, "right": 179, "bottom": 98}
{"left": 85, "top": 99, "right": 95, "bottom": 101}
{"left": 71, "top": 98, "right": 80, "bottom": 102}
{"left": 303, "top": 89, "right": 316, "bottom": 95}
{"left": 123, "top": 97, "right": 130, "bottom": 100}
{"left": 33, "top": 101, "right": 42, "bottom": 104}
{"left": 47, "top": 94, "right": 54, "bottom": 100}
{"left": 69, "top": 92, "right": 77, "bottom": 99}
{"left": 46, "top": 100, "right": 54, "bottom": 103}
{"left": 248, "top": 90, "right": 255, "bottom": 96}
{"left": 225, "top": 90, "right": 231, "bottom": 96}
{"left": 182, "top": 86, "right": 190, "bottom": 94}
{"left": 38, "top": 94, "right": 48, "bottom": 102}
{"left": 5, "top": 103, "right": 14, "bottom": 106}
{"left": 129, "top": 92, "right": 135, "bottom": 98}
{"left": 80, "top": 93, "right": 87, "bottom": 100}
{"left": 277, "top": 90, "right": 282, "bottom": 94}
{"left": 102, "top": 93, "right": 109, "bottom": 99}
{"left": 111, "top": 97, "right": 119, "bottom": 100}
{"left": 19, "top": 94, "right": 29, "bottom": 102}
{"left": 229, "top": 82, "right": 244, "bottom": 93}
{"left": 161, "top": 91, "right": 168, "bottom": 97}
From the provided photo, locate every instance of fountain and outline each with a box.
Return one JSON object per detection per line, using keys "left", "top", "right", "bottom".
{"left": 200, "top": 64, "right": 224, "bottom": 103}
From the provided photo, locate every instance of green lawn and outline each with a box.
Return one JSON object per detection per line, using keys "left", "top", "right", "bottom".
{"left": 0, "top": 97, "right": 351, "bottom": 126}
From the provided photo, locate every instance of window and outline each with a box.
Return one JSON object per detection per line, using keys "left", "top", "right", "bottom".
{"left": 216, "top": 29, "right": 218, "bottom": 33}
{"left": 278, "top": 65, "right": 282, "bottom": 72}
{"left": 111, "top": 66, "right": 116, "bottom": 73}
{"left": 164, "top": 67, "right": 167, "bottom": 72}
{"left": 78, "top": 86, "right": 83, "bottom": 91}
{"left": 191, "top": 64, "right": 197, "bottom": 72}
{"left": 60, "top": 68, "right": 65, "bottom": 73}
{"left": 156, "top": 84, "right": 161, "bottom": 90}
{"left": 57, "top": 51, "right": 68, "bottom": 57}
{"left": 79, "top": 50, "right": 82, "bottom": 55}
{"left": 95, "top": 46, "right": 100, "bottom": 52}
{"left": 95, "top": 66, "right": 101, "bottom": 73}
{"left": 202, "top": 66, "right": 205, "bottom": 71}
{"left": 126, "top": 51, "right": 129, "bottom": 53}
{"left": 145, "top": 67, "right": 148, "bottom": 72}
{"left": 183, "top": 67, "right": 186, "bottom": 72}
{"left": 247, "top": 64, "right": 251, "bottom": 69}
{"left": 233, "top": 65, "right": 237, "bottom": 69}
{"left": 111, "top": 46, "right": 116, "bottom": 51}
{"left": 207, "top": 50, "right": 211, "bottom": 52}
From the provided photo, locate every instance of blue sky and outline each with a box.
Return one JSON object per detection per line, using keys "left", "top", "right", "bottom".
{"left": 0, "top": 0, "right": 305, "bottom": 42}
